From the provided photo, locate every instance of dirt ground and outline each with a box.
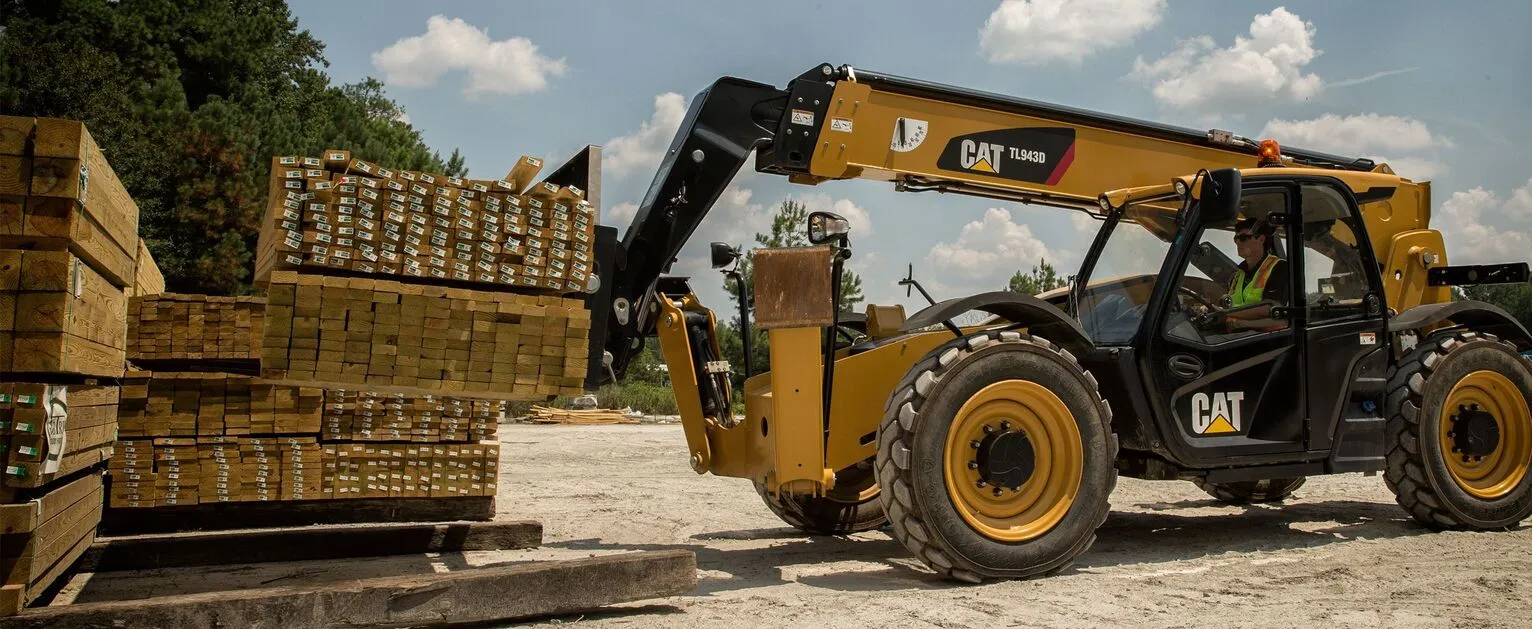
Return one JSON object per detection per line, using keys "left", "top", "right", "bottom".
{"left": 59, "top": 423, "right": 1532, "bottom": 628}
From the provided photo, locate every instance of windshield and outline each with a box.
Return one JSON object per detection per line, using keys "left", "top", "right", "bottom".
{"left": 1074, "top": 197, "right": 1182, "bottom": 345}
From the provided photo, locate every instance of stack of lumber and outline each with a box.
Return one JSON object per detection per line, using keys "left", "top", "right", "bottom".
{"left": 127, "top": 239, "right": 164, "bottom": 298}
{"left": 261, "top": 271, "right": 590, "bottom": 398}
{"left": 116, "top": 371, "right": 323, "bottom": 437}
{"left": 127, "top": 294, "right": 265, "bottom": 362}
{"left": 0, "top": 472, "right": 103, "bottom": 614}
{"left": 107, "top": 439, "right": 499, "bottom": 506}
{"left": 254, "top": 151, "right": 599, "bottom": 295}
{"left": 323, "top": 390, "right": 500, "bottom": 442}
{"left": 528, "top": 405, "right": 637, "bottom": 425}
{"left": 0, "top": 115, "right": 142, "bottom": 614}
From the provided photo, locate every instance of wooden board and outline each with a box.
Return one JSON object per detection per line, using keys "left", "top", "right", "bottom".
{"left": 0, "top": 117, "right": 33, "bottom": 157}
{"left": 115, "top": 373, "right": 319, "bottom": 438}
{"left": 100, "top": 495, "right": 494, "bottom": 535}
{"left": 28, "top": 119, "right": 138, "bottom": 257}
{"left": 77, "top": 520, "right": 541, "bottom": 572}
{"left": 752, "top": 245, "right": 835, "bottom": 329}
{"left": 0, "top": 472, "right": 102, "bottom": 613}
{"left": 129, "top": 239, "right": 163, "bottom": 297}
{"left": 0, "top": 197, "right": 136, "bottom": 289}
{"left": 0, "top": 550, "right": 696, "bottom": 628}
{"left": 127, "top": 293, "right": 263, "bottom": 361}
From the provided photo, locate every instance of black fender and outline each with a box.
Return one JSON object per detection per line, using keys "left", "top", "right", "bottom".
{"left": 899, "top": 291, "right": 1094, "bottom": 354}
{"left": 1389, "top": 300, "right": 1532, "bottom": 349}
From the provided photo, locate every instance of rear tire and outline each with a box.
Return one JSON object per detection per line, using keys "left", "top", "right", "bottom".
{"left": 755, "top": 463, "right": 886, "bottom": 535}
{"left": 1192, "top": 477, "right": 1306, "bottom": 504}
{"left": 1385, "top": 330, "right": 1532, "bottom": 529}
{"left": 875, "top": 329, "right": 1117, "bottom": 583}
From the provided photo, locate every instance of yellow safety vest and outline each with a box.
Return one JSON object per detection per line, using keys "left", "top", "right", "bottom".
{"left": 1230, "top": 255, "right": 1280, "bottom": 307}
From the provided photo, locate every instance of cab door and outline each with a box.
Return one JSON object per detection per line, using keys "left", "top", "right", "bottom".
{"left": 1141, "top": 184, "right": 1308, "bottom": 467}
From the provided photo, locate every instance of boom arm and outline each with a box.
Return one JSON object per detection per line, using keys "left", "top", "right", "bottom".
{"left": 596, "top": 62, "right": 1375, "bottom": 380}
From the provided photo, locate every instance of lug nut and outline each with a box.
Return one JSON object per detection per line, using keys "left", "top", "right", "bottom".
{"left": 992, "top": 487, "right": 1003, "bottom": 497}
{"left": 976, "top": 480, "right": 986, "bottom": 488}
{"left": 1000, "top": 421, "right": 1011, "bottom": 431}
{"left": 1475, "top": 456, "right": 1484, "bottom": 462}
{"left": 970, "top": 440, "right": 981, "bottom": 449}
{"left": 968, "top": 461, "right": 978, "bottom": 470}
{"left": 1448, "top": 431, "right": 1456, "bottom": 438}
{"left": 1463, "top": 455, "right": 1472, "bottom": 463}
{"left": 983, "top": 425, "right": 995, "bottom": 434}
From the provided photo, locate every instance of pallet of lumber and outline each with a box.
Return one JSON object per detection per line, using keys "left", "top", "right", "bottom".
{"left": 253, "top": 152, "right": 599, "bottom": 296}
{"left": 261, "top": 271, "right": 590, "bottom": 398}
{"left": 0, "top": 116, "right": 140, "bottom": 289}
{"left": 528, "top": 405, "right": 637, "bottom": 425}
{"left": 0, "top": 249, "right": 128, "bottom": 378}
{"left": 116, "top": 371, "right": 322, "bottom": 438}
{"left": 127, "top": 293, "right": 264, "bottom": 362}
{"left": 322, "top": 390, "right": 500, "bottom": 442}
{"left": 0, "top": 471, "right": 102, "bottom": 615}
{"left": 0, "top": 383, "right": 119, "bottom": 490}
{"left": 107, "top": 439, "right": 499, "bottom": 507}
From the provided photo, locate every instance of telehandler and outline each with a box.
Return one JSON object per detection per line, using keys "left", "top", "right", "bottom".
{"left": 581, "top": 63, "right": 1532, "bottom": 582}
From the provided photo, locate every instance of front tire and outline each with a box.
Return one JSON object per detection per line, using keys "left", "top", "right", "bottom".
{"left": 875, "top": 329, "right": 1117, "bottom": 583}
{"left": 1385, "top": 330, "right": 1532, "bottom": 529}
{"left": 755, "top": 462, "right": 886, "bottom": 535}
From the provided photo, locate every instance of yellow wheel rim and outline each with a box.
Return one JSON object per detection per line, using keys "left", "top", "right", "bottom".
{"left": 1439, "top": 370, "right": 1532, "bottom": 499}
{"left": 943, "top": 380, "right": 1083, "bottom": 542}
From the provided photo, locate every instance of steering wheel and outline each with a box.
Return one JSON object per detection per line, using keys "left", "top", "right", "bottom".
{"left": 1177, "top": 285, "right": 1221, "bottom": 312}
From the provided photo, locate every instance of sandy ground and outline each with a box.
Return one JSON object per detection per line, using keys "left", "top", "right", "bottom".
{"left": 58, "top": 423, "right": 1532, "bottom": 628}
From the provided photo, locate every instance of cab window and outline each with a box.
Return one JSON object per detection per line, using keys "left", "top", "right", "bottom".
{"left": 1163, "top": 188, "right": 1293, "bottom": 345}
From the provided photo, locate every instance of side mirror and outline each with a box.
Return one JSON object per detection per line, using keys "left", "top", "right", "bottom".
{"left": 808, "top": 211, "right": 850, "bottom": 245}
{"left": 711, "top": 242, "right": 740, "bottom": 269}
{"left": 1198, "top": 168, "right": 1242, "bottom": 225}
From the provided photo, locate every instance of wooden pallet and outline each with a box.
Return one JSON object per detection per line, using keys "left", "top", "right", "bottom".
{"left": 529, "top": 405, "right": 637, "bottom": 425}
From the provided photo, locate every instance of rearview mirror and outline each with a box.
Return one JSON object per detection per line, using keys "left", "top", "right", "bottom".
{"left": 808, "top": 211, "right": 850, "bottom": 245}
{"left": 711, "top": 242, "right": 740, "bottom": 269}
{"left": 1198, "top": 168, "right": 1242, "bottom": 225}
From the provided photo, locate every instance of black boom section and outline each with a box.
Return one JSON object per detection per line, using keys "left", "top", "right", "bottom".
{"left": 900, "top": 291, "right": 1094, "bottom": 353}
{"left": 601, "top": 77, "right": 792, "bottom": 377}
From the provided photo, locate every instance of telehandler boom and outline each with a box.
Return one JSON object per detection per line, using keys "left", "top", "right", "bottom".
{"left": 584, "top": 63, "right": 1532, "bottom": 582}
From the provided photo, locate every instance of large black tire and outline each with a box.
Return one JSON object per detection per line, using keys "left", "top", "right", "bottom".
{"left": 875, "top": 329, "right": 1117, "bottom": 583}
{"left": 755, "top": 462, "right": 887, "bottom": 535}
{"left": 1192, "top": 477, "right": 1306, "bottom": 504}
{"left": 1385, "top": 330, "right": 1532, "bottom": 529}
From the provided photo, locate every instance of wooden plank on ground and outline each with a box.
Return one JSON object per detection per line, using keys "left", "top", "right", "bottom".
{"left": 100, "top": 496, "right": 494, "bottom": 535}
{"left": 0, "top": 550, "right": 696, "bottom": 629}
{"left": 77, "top": 520, "right": 541, "bottom": 572}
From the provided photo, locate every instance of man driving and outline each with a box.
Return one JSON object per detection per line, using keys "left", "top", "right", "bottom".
{"left": 1222, "top": 217, "right": 1289, "bottom": 329}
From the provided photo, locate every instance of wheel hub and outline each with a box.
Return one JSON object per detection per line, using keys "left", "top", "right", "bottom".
{"left": 975, "top": 429, "right": 1035, "bottom": 490}
{"left": 1451, "top": 404, "right": 1500, "bottom": 459}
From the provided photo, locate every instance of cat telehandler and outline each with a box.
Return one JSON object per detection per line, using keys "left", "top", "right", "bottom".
{"left": 579, "top": 63, "right": 1532, "bottom": 582}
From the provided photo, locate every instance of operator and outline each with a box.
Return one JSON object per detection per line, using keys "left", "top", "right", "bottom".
{"left": 1222, "top": 218, "right": 1289, "bottom": 330}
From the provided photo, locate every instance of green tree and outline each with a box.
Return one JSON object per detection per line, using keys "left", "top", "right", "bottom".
{"left": 0, "top": 0, "right": 467, "bottom": 294}
{"left": 1006, "top": 258, "right": 1067, "bottom": 296}
{"left": 1459, "top": 284, "right": 1532, "bottom": 330}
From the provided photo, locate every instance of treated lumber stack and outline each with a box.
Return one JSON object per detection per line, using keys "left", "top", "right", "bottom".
{"left": 0, "top": 472, "right": 103, "bottom": 614}
{"left": 127, "top": 293, "right": 265, "bottom": 362}
{"left": 322, "top": 390, "right": 500, "bottom": 442}
{"left": 116, "top": 371, "right": 323, "bottom": 438}
{"left": 0, "top": 249, "right": 128, "bottom": 378}
{"left": 528, "top": 406, "right": 636, "bottom": 425}
{"left": 127, "top": 239, "right": 164, "bottom": 298}
{"left": 254, "top": 152, "right": 599, "bottom": 295}
{"left": 260, "top": 271, "right": 590, "bottom": 398}
{"left": 0, "top": 384, "right": 118, "bottom": 491}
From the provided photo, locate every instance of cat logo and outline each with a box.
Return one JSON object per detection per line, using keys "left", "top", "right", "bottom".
{"left": 959, "top": 139, "right": 1005, "bottom": 174}
{"left": 1191, "top": 391, "right": 1245, "bottom": 435}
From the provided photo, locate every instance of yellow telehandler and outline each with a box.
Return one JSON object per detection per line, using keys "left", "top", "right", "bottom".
{"left": 580, "top": 63, "right": 1532, "bottom": 582}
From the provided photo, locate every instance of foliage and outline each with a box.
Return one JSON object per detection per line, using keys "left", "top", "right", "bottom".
{"left": 1006, "top": 258, "right": 1067, "bottom": 296}
{"left": 0, "top": 0, "right": 468, "bottom": 295}
{"left": 1458, "top": 284, "right": 1532, "bottom": 330}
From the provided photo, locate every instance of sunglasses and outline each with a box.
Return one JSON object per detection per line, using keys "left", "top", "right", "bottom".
{"left": 1234, "top": 233, "right": 1259, "bottom": 242}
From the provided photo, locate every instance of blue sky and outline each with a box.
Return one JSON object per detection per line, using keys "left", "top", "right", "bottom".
{"left": 289, "top": 1, "right": 1532, "bottom": 313}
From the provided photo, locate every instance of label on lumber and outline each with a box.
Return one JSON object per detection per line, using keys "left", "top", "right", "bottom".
{"left": 43, "top": 385, "right": 67, "bottom": 474}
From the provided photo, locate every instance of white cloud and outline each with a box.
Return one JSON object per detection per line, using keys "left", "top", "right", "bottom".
{"left": 604, "top": 93, "right": 688, "bottom": 177}
{"left": 980, "top": 0, "right": 1166, "bottom": 65}
{"left": 926, "top": 208, "right": 1059, "bottom": 292}
{"left": 605, "top": 202, "right": 639, "bottom": 227}
{"left": 1130, "top": 7, "right": 1322, "bottom": 109}
{"left": 668, "top": 182, "right": 774, "bottom": 286}
{"left": 1329, "top": 67, "right": 1419, "bottom": 89}
{"left": 372, "top": 16, "right": 566, "bottom": 97}
{"left": 1259, "top": 114, "right": 1451, "bottom": 179}
{"left": 1438, "top": 179, "right": 1532, "bottom": 265}
{"left": 1261, "top": 114, "right": 1446, "bottom": 155}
